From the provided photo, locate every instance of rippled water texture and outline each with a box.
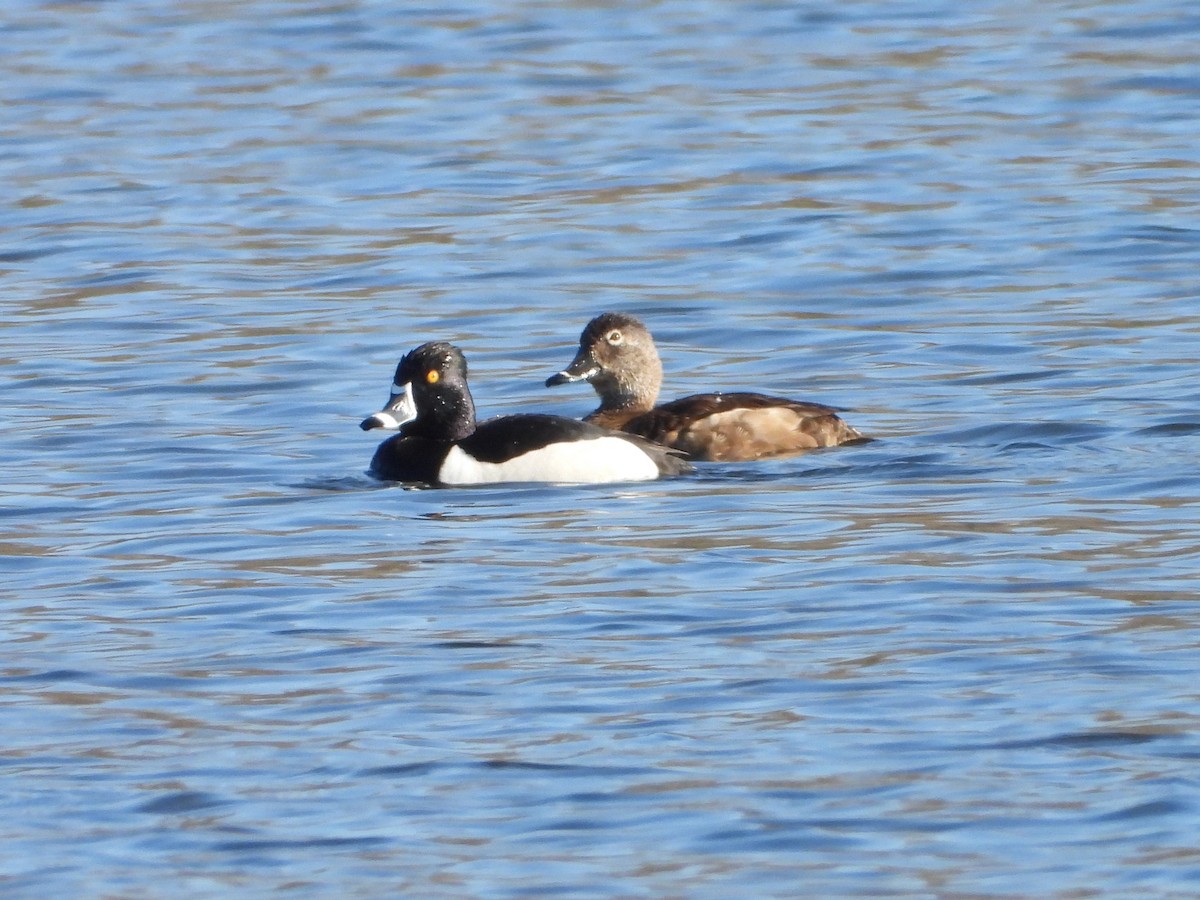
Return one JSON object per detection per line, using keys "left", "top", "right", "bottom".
{"left": 4, "top": 0, "right": 1200, "bottom": 895}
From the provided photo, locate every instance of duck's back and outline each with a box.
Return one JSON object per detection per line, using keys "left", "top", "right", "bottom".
{"left": 372, "top": 414, "right": 689, "bottom": 485}
{"left": 451, "top": 414, "right": 688, "bottom": 483}
{"left": 613, "top": 392, "right": 864, "bottom": 462}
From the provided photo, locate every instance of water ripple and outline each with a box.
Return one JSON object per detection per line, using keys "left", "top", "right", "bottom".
{"left": 3, "top": 0, "right": 1200, "bottom": 896}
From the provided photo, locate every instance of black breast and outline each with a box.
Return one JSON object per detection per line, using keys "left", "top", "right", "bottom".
{"left": 368, "top": 434, "right": 450, "bottom": 483}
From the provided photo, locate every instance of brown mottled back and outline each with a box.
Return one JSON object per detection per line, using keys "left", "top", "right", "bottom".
{"left": 617, "top": 393, "right": 864, "bottom": 462}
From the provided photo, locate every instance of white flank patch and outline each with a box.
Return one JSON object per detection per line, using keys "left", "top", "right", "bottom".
{"left": 438, "top": 437, "right": 660, "bottom": 485}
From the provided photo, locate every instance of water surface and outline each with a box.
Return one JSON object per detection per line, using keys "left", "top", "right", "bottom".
{"left": 3, "top": 0, "right": 1200, "bottom": 896}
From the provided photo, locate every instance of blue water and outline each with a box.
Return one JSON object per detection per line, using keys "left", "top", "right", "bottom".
{"left": 4, "top": 0, "right": 1200, "bottom": 895}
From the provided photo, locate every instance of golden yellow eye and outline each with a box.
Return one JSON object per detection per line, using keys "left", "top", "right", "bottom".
{"left": 426, "top": 369, "right": 440, "bottom": 384}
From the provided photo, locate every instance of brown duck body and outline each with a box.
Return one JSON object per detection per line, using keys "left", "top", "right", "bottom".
{"left": 589, "top": 391, "right": 863, "bottom": 462}
{"left": 547, "top": 313, "right": 866, "bottom": 463}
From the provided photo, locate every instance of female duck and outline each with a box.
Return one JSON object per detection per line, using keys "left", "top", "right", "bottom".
{"left": 362, "top": 341, "right": 690, "bottom": 485}
{"left": 546, "top": 313, "right": 865, "bottom": 462}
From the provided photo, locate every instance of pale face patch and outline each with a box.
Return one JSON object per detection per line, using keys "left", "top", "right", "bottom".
{"left": 438, "top": 437, "right": 660, "bottom": 485}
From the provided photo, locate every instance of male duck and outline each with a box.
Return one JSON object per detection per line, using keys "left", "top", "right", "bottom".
{"left": 546, "top": 313, "right": 865, "bottom": 462}
{"left": 361, "top": 341, "right": 691, "bottom": 485}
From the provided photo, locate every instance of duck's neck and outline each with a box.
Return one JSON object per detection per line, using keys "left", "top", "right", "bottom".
{"left": 407, "top": 389, "right": 477, "bottom": 442}
{"left": 595, "top": 363, "right": 661, "bottom": 414}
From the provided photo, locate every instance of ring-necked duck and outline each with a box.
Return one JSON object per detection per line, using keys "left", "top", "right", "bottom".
{"left": 546, "top": 313, "right": 865, "bottom": 462}
{"left": 361, "top": 341, "right": 691, "bottom": 485}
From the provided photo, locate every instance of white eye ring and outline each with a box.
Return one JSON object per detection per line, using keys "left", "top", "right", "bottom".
{"left": 607, "top": 330, "right": 623, "bottom": 345}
